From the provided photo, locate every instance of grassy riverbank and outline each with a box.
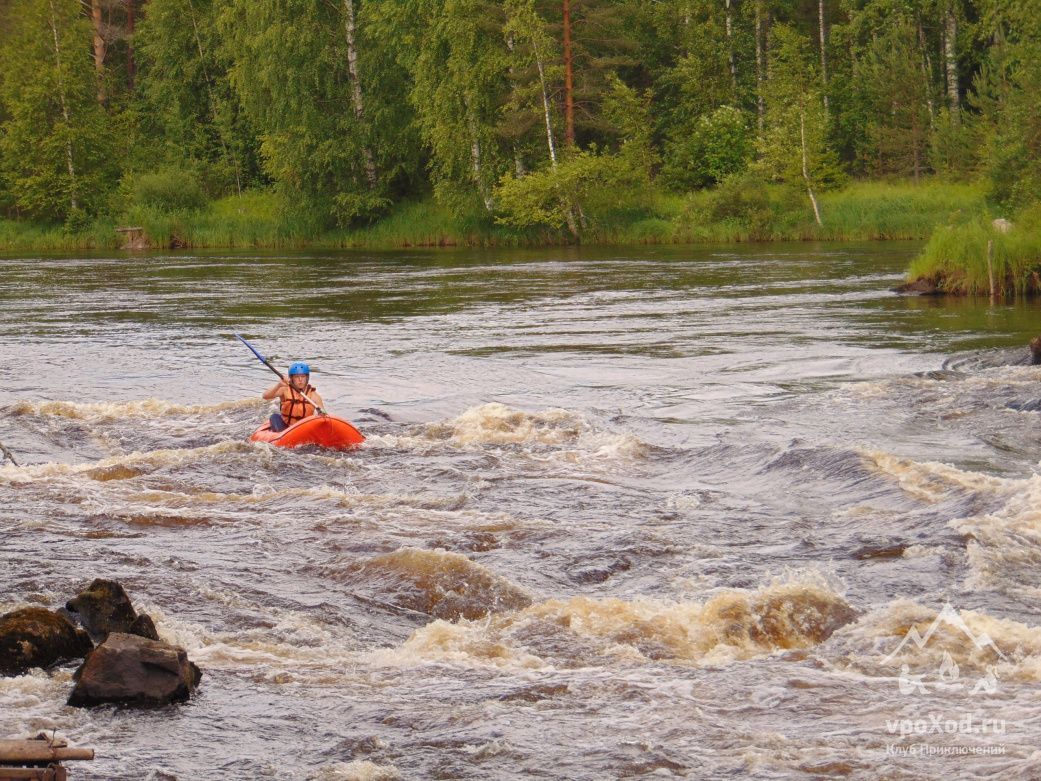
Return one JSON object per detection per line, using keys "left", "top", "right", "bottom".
{"left": 903, "top": 204, "right": 1041, "bottom": 296}
{"left": 0, "top": 179, "right": 987, "bottom": 252}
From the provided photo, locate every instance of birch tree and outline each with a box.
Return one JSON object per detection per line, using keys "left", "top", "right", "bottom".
{"left": 0, "top": 0, "right": 116, "bottom": 221}
{"left": 756, "top": 25, "right": 839, "bottom": 225}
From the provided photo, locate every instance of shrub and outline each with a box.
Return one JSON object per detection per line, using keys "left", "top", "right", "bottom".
{"left": 120, "top": 167, "right": 208, "bottom": 213}
{"left": 663, "top": 106, "right": 752, "bottom": 190}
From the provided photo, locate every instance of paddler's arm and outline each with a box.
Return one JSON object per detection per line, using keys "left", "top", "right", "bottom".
{"left": 262, "top": 380, "right": 287, "bottom": 401}
{"left": 311, "top": 390, "right": 325, "bottom": 409}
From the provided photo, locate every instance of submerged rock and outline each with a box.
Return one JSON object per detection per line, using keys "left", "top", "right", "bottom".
{"left": 343, "top": 548, "right": 533, "bottom": 621}
{"left": 65, "top": 579, "right": 158, "bottom": 643}
{"left": 0, "top": 607, "right": 93, "bottom": 676}
{"left": 892, "top": 278, "right": 941, "bottom": 295}
{"left": 68, "top": 632, "right": 202, "bottom": 708}
{"left": 1031, "top": 335, "right": 1041, "bottom": 365}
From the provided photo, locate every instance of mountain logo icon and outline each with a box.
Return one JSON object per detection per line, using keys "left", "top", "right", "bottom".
{"left": 880, "top": 603, "right": 1008, "bottom": 696}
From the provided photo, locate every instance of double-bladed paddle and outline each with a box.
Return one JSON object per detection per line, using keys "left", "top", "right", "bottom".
{"left": 234, "top": 334, "right": 327, "bottom": 416}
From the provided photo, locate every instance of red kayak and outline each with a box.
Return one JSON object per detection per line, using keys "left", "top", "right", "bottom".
{"left": 250, "top": 414, "right": 365, "bottom": 450}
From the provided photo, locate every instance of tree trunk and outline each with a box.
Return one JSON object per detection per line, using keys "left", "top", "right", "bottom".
{"left": 944, "top": 3, "right": 960, "bottom": 124}
{"left": 562, "top": 0, "right": 575, "bottom": 147}
{"left": 343, "top": 0, "right": 377, "bottom": 188}
{"left": 533, "top": 41, "right": 558, "bottom": 166}
{"left": 126, "top": 0, "right": 135, "bottom": 90}
{"left": 800, "top": 111, "right": 822, "bottom": 226}
{"left": 725, "top": 0, "right": 737, "bottom": 98}
{"left": 818, "top": 0, "right": 829, "bottom": 111}
{"left": 917, "top": 19, "right": 935, "bottom": 126}
{"left": 47, "top": 0, "right": 78, "bottom": 213}
{"left": 504, "top": 33, "right": 528, "bottom": 176}
{"left": 755, "top": 0, "right": 765, "bottom": 131}
{"left": 90, "top": 0, "right": 106, "bottom": 103}
{"left": 466, "top": 104, "right": 493, "bottom": 213}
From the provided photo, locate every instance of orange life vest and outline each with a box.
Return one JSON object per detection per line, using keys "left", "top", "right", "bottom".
{"left": 280, "top": 384, "right": 317, "bottom": 425}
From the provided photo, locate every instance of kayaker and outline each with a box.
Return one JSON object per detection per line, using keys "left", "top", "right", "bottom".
{"left": 262, "top": 362, "right": 325, "bottom": 432}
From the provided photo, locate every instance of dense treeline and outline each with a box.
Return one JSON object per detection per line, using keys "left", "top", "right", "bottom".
{"left": 0, "top": 0, "right": 1038, "bottom": 241}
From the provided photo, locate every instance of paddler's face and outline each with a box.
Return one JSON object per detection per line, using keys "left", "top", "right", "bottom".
{"left": 291, "top": 374, "right": 308, "bottom": 390}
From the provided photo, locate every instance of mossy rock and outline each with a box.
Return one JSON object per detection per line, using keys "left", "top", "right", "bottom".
{"left": 0, "top": 607, "right": 93, "bottom": 676}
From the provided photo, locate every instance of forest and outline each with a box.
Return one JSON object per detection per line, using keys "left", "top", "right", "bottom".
{"left": 0, "top": 0, "right": 1039, "bottom": 257}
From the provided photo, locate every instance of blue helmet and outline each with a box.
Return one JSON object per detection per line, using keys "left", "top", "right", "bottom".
{"left": 288, "top": 362, "right": 310, "bottom": 376}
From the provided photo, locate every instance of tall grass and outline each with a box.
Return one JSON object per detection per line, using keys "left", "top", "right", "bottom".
{"left": 818, "top": 180, "right": 985, "bottom": 240}
{"left": 906, "top": 205, "right": 1041, "bottom": 295}
{"left": 324, "top": 199, "right": 551, "bottom": 247}
{"left": 0, "top": 178, "right": 991, "bottom": 251}
{"left": 0, "top": 217, "right": 120, "bottom": 251}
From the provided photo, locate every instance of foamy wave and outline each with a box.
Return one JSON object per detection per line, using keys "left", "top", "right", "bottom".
{"left": 0, "top": 667, "right": 70, "bottom": 707}
{"left": 0, "top": 441, "right": 253, "bottom": 484}
{"left": 9, "top": 397, "right": 263, "bottom": 421}
{"left": 862, "top": 450, "right": 1009, "bottom": 502}
{"left": 376, "top": 575, "right": 855, "bottom": 669}
{"left": 142, "top": 602, "right": 362, "bottom": 675}
{"left": 369, "top": 403, "right": 647, "bottom": 459}
{"left": 949, "top": 472, "right": 1041, "bottom": 596}
{"left": 337, "top": 547, "right": 533, "bottom": 621}
{"left": 853, "top": 367, "right": 1041, "bottom": 398}
{"left": 830, "top": 599, "right": 1041, "bottom": 683}
{"left": 428, "top": 403, "right": 583, "bottom": 445}
{"left": 314, "top": 761, "right": 401, "bottom": 781}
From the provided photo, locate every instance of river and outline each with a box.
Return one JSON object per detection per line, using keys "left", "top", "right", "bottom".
{"left": 2, "top": 243, "right": 1041, "bottom": 779}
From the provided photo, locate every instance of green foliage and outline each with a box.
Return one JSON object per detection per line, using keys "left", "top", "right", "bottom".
{"left": 219, "top": 0, "right": 418, "bottom": 227}
{"left": 663, "top": 106, "right": 753, "bottom": 189}
{"left": 493, "top": 149, "right": 648, "bottom": 235}
{"left": 601, "top": 75, "right": 658, "bottom": 176}
{"left": 856, "top": 19, "right": 935, "bottom": 179}
{"left": 756, "top": 26, "right": 843, "bottom": 188}
{"left": 2, "top": 0, "right": 1041, "bottom": 249}
{"left": 135, "top": 0, "right": 261, "bottom": 194}
{"left": 120, "top": 167, "right": 208, "bottom": 213}
{"left": 907, "top": 213, "right": 1041, "bottom": 296}
{"left": 401, "top": 0, "right": 511, "bottom": 211}
{"left": 0, "top": 0, "right": 118, "bottom": 222}
{"left": 704, "top": 173, "right": 783, "bottom": 238}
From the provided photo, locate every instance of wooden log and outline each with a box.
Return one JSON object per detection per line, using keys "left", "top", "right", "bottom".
{"left": 0, "top": 741, "right": 93, "bottom": 762}
{"left": 0, "top": 768, "right": 65, "bottom": 780}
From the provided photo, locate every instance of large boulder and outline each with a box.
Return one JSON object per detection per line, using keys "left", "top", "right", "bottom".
{"left": 0, "top": 607, "right": 93, "bottom": 676}
{"left": 65, "top": 579, "right": 157, "bottom": 643}
{"left": 68, "top": 633, "right": 202, "bottom": 708}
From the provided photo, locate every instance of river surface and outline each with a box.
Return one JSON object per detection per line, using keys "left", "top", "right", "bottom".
{"left": 2, "top": 243, "right": 1041, "bottom": 780}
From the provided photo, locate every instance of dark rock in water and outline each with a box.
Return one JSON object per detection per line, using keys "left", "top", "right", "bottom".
{"left": 68, "top": 632, "right": 202, "bottom": 708}
{"left": 498, "top": 683, "right": 569, "bottom": 702}
{"left": 1006, "top": 399, "right": 1041, "bottom": 412}
{"left": 342, "top": 548, "right": 532, "bottom": 621}
{"left": 1031, "top": 335, "right": 1041, "bottom": 365}
{"left": 892, "top": 278, "right": 941, "bottom": 295}
{"left": 359, "top": 407, "right": 393, "bottom": 421}
{"left": 568, "top": 556, "right": 632, "bottom": 585}
{"left": 0, "top": 607, "right": 93, "bottom": 676}
{"left": 66, "top": 579, "right": 155, "bottom": 643}
{"left": 853, "top": 542, "right": 908, "bottom": 560}
{"left": 128, "top": 614, "right": 160, "bottom": 641}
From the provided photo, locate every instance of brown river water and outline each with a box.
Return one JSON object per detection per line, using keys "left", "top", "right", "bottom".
{"left": 2, "top": 244, "right": 1041, "bottom": 780}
